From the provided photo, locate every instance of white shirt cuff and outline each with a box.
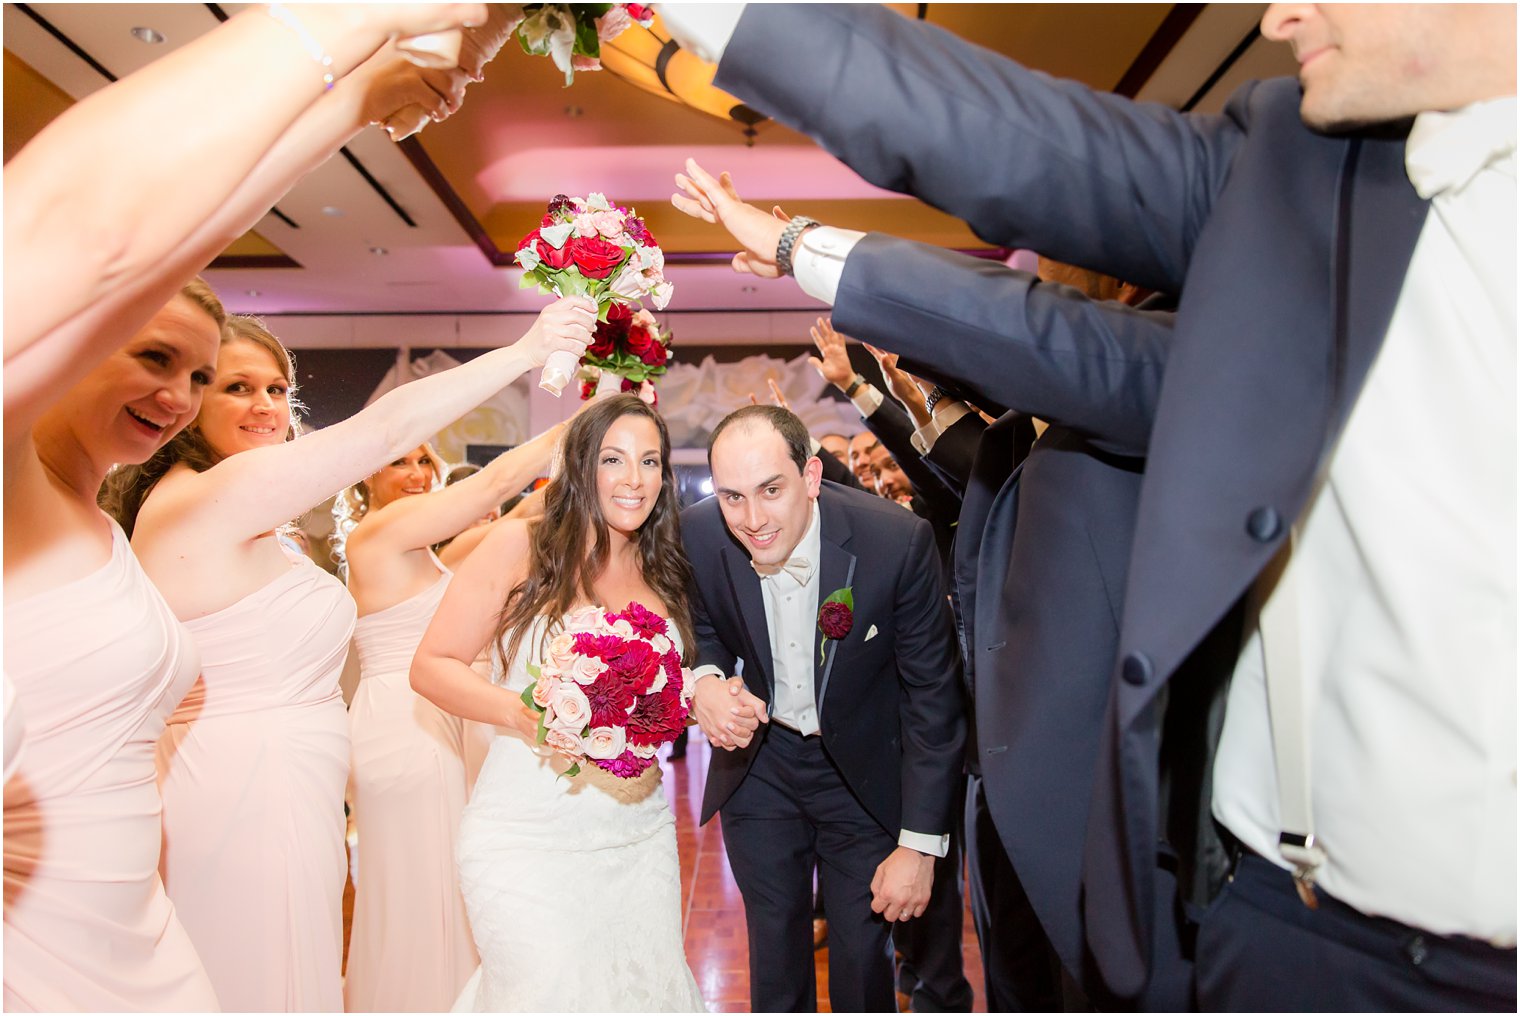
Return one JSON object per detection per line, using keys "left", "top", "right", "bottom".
{"left": 793, "top": 226, "right": 867, "bottom": 305}
{"left": 910, "top": 402, "right": 971, "bottom": 456}
{"left": 657, "top": 4, "right": 746, "bottom": 65}
{"left": 899, "top": 829, "right": 950, "bottom": 858}
{"left": 690, "top": 664, "right": 726, "bottom": 684}
{"left": 851, "top": 384, "right": 883, "bottom": 419}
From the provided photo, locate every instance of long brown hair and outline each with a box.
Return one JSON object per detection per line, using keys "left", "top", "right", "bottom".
{"left": 329, "top": 440, "right": 443, "bottom": 578}
{"left": 99, "top": 312, "right": 303, "bottom": 536}
{"left": 494, "top": 395, "right": 694, "bottom": 666}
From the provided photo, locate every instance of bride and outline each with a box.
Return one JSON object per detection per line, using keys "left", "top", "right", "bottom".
{"left": 411, "top": 393, "right": 706, "bottom": 1013}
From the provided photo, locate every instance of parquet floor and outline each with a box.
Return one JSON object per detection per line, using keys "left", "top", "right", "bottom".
{"left": 343, "top": 738, "right": 988, "bottom": 1013}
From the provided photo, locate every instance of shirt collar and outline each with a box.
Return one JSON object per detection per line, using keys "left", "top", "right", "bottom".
{"left": 1405, "top": 96, "right": 1517, "bottom": 200}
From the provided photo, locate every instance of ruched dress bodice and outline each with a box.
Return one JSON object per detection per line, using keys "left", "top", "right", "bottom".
{"left": 156, "top": 548, "right": 355, "bottom": 1012}
{"left": 345, "top": 557, "right": 489, "bottom": 1012}
{"left": 4, "top": 517, "right": 217, "bottom": 1011}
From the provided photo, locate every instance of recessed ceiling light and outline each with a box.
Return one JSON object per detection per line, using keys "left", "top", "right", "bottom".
{"left": 369, "top": 246, "right": 388, "bottom": 256}
{"left": 246, "top": 289, "right": 261, "bottom": 297}
{"left": 130, "top": 26, "right": 165, "bottom": 44}
{"left": 321, "top": 206, "right": 345, "bottom": 217}
{"left": 740, "top": 285, "right": 758, "bottom": 294}
{"left": 564, "top": 104, "right": 584, "bottom": 118}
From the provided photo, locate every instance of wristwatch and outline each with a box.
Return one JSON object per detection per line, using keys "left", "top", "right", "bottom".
{"left": 775, "top": 216, "right": 821, "bottom": 277}
{"left": 843, "top": 373, "right": 868, "bottom": 399}
{"left": 924, "top": 385, "right": 948, "bottom": 414}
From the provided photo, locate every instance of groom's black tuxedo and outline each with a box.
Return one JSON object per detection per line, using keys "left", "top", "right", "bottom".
{"left": 681, "top": 479, "right": 966, "bottom": 1012}
{"left": 683, "top": 479, "right": 965, "bottom": 839}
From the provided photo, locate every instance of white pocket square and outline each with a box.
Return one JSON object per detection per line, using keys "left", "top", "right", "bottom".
{"left": 864, "top": 624, "right": 879, "bottom": 642}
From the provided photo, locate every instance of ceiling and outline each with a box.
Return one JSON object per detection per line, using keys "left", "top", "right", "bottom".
{"left": 3, "top": 3, "right": 1298, "bottom": 320}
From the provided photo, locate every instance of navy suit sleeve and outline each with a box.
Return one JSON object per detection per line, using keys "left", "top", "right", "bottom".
{"left": 717, "top": 4, "right": 1248, "bottom": 293}
{"left": 891, "top": 515, "right": 967, "bottom": 836}
{"left": 682, "top": 511, "right": 739, "bottom": 675}
{"left": 835, "top": 235, "right": 1172, "bottom": 456}
{"left": 921, "top": 412, "right": 988, "bottom": 490}
{"left": 863, "top": 398, "right": 961, "bottom": 520}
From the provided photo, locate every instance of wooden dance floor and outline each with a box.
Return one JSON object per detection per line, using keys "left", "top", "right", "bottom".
{"left": 343, "top": 738, "right": 987, "bottom": 1012}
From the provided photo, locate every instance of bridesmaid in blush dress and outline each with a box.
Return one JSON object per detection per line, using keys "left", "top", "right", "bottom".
{"left": 105, "top": 307, "right": 591, "bottom": 1010}
{"left": 3, "top": 6, "right": 493, "bottom": 1009}
{"left": 4, "top": 283, "right": 226, "bottom": 1013}
{"left": 338, "top": 425, "right": 566, "bottom": 1012}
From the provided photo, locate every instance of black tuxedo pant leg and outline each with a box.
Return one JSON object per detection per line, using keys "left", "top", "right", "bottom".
{"left": 964, "top": 773, "right": 1066, "bottom": 1012}
{"left": 1197, "top": 854, "right": 1517, "bottom": 1012}
{"left": 721, "top": 725, "right": 898, "bottom": 1013}
{"left": 893, "top": 771, "right": 973, "bottom": 1012}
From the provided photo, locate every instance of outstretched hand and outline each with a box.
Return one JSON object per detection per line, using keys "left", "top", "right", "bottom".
{"left": 808, "top": 317, "right": 856, "bottom": 389}
{"left": 672, "top": 160, "right": 789, "bottom": 278}
{"left": 864, "top": 343, "right": 930, "bottom": 420}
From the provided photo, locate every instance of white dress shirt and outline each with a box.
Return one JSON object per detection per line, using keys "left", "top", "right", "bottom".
{"left": 693, "top": 501, "right": 948, "bottom": 857}
{"left": 1213, "top": 96, "right": 1517, "bottom": 943}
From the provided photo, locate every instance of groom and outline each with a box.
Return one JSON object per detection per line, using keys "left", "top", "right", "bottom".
{"left": 683, "top": 405, "right": 966, "bottom": 1012}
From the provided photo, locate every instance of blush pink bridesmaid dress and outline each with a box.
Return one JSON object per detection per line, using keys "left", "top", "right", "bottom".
{"left": 155, "top": 545, "right": 356, "bottom": 1011}
{"left": 3, "top": 518, "right": 219, "bottom": 1011}
{"left": 343, "top": 555, "right": 481, "bottom": 1012}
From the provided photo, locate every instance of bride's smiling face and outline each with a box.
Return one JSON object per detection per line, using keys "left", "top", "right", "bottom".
{"left": 595, "top": 413, "right": 663, "bottom": 535}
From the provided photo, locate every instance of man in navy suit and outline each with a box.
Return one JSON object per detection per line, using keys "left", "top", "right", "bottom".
{"left": 683, "top": 405, "right": 966, "bottom": 1012}
{"left": 664, "top": 3, "right": 1516, "bottom": 1010}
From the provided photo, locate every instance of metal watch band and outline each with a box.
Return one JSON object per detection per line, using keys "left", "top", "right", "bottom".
{"left": 775, "top": 216, "right": 821, "bottom": 277}
{"left": 925, "top": 385, "right": 948, "bottom": 414}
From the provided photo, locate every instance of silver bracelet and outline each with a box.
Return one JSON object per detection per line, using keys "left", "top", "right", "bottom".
{"left": 267, "top": 3, "right": 336, "bottom": 90}
{"left": 775, "top": 216, "right": 820, "bottom": 277}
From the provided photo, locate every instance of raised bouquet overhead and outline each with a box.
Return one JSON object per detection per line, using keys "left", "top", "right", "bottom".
{"left": 516, "top": 192, "right": 673, "bottom": 395}
{"left": 512, "top": 3, "right": 654, "bottom": 85}
{"left": 521, "top": 603, "right": 694, "bottom": 779}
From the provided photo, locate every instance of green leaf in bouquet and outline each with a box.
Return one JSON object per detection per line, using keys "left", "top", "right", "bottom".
{"left": 574, "top": 16, "right": 601, "bottom": 59}
{"left": 526, "top": 661, "right": 541, "bottom": 679}
{"left": 555, "top": 271, "right": 590, "bottom": 298}
{"left": 518, "top": 684, "right": 537, "bottom": 710}
{"left": 560, "top": 762, "right": 582, "bottom": 780}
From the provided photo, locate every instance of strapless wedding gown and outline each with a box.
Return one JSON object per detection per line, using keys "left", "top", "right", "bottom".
{"left": 452, "top": 615, "right": 705, "bottom": 1013}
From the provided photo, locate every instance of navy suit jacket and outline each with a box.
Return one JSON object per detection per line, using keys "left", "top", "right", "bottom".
{"left": 681, "top": 481, "right": 967, "bottom": 840}
{"left": 715, "top": 4, "right": 1428, "bottom": 1000}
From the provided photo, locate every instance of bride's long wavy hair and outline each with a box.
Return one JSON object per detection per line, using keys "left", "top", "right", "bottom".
{"left": 493, "top": 395, "right": 694, "bottom": 666}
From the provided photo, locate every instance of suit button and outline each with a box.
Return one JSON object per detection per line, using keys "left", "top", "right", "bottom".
{"left": 1121, "top": 652, "right": 1152, "bottom": 687}
{"left": 1246, "top": 506, "right": 1282, "bottom": 542}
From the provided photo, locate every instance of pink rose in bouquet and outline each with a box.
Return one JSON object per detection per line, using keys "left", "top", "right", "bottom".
{"left": 512, "top": 4, "right": 654, "bottom": 86}
{"left": 520, "top": 602, "right": 694, "bottom": 778}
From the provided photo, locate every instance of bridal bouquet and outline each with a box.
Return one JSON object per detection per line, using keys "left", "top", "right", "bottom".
{"left": 513, "top": 3, "right": 654, "bottom": 85}
{"left": 516, "top": 193, "right": 673, "bottom": 395}
{"left": 521, "top": 603, "right": 693, "bottom": 778}
{"left": 577, "top": 303, "right": 673, "bottom": 401}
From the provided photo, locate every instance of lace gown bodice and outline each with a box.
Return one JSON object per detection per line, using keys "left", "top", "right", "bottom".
{"left": 452, "top": 612, "right": 704, "bottom": 1013}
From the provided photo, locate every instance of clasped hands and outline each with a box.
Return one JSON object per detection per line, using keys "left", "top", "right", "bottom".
{"left": 690, "top": 673, "right": 768, "bottom": 750}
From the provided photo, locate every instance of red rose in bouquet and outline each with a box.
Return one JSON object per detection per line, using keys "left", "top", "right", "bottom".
{"left": 587, "top": 302, "right": 629, "bottom": 358}
{"left": 568, "top": 235, "right": 626, "bottom": 280}
{"left": 624, "top": 323, "right": 655, "bottom": 357}
{"left": 639, "top": 340, "right": 669, "bottom": 368}
{"left": 519, "top": 229, "right": 575, "bottom": 271}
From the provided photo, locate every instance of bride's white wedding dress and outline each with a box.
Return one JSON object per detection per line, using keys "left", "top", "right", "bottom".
{"left": 452, "top": 615, "right": 705, "bottom": 1013}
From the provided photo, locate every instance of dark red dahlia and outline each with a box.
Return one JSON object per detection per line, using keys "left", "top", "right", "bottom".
{"left": 818, "top": 601, "right": 853, "bottom": 640}
{"left": 584, "top": 670, "right": 637, "bottom": 728}
{"left": 593, "top": 749, "right": 654, "bottom": 779}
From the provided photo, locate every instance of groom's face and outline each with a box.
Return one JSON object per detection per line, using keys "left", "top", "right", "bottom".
{"left": 710, "top": 423, "right": 823, "bottom": 568}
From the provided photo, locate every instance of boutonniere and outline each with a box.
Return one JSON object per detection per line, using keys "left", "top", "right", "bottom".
{"left": 817, "top": 586, "right": 854, "bottom": 666}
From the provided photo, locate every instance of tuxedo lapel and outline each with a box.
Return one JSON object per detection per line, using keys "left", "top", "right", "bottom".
{"left": 814, "top": 491, "right": 857, "bottom": 718}
{"left": 721, "top": 544, "right": 773, "bottom": 699}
